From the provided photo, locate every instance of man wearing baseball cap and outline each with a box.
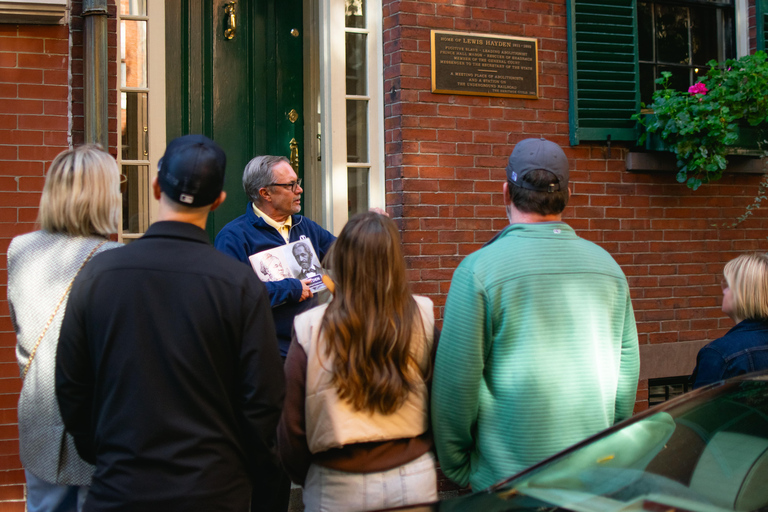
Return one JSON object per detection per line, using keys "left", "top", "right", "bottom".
{"left": 432, "top": 138, "right": 640, "bottom": 490}
{"left": 56, "top": 135, "right": 286, "bottom": 511}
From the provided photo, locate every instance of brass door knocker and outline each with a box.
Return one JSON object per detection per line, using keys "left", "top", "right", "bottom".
{"left": 224, "top": 2, "right": 236, "bottom": 40}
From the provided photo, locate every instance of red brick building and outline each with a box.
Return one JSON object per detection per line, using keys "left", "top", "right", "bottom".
{"left": 0, "top": 0, "right": 766, "bottom": 507}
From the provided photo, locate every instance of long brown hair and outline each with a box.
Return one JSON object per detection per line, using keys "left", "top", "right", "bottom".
{"left": 321, "top": 211, "right": 426, "bottom": 414}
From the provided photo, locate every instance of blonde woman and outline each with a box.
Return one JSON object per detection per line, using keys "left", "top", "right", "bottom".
{"left": 277, "top": 212, "right": 438, "bottom": 511}
{"left": 692, "top": 253, "right": 768, "bottom": 388}
{"left": 8, "top": 145, "right": 121, "bottom": 512}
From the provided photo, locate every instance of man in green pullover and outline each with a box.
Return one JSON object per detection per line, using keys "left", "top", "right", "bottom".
{"left": 432, "top": 138, "right": 640, "bottom": 491}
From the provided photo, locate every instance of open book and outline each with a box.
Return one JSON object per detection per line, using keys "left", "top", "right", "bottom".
{"left": 248, "top": 239, "right": 327, "bottom": 293}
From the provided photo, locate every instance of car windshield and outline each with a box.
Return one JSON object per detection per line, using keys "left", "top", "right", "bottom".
{"left": 497, "top": 377, "right": 768, "bottom": 512}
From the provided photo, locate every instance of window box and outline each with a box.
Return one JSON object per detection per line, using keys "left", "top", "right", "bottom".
{"left": 641, "top": 114, "right": 768, "bottom": 157}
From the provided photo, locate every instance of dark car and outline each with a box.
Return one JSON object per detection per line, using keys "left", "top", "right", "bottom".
{"left": 386, "top": 372, "right": 768, "bottom": 512}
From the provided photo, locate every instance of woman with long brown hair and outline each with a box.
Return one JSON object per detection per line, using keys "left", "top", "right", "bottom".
{"left": 277, "top": 211, "right": 437, "bottom": 511}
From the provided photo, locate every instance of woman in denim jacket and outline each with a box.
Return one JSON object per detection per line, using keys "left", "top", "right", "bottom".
{"left": 692, "top": 253, "right": 768, "bottom": 388}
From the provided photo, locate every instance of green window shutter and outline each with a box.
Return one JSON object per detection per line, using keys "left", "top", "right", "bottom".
{"left": 567, "top": 0, "right": 639, "bottom": 145}
{"left": 759, "top": 0, "right": 768, "bottom": 51}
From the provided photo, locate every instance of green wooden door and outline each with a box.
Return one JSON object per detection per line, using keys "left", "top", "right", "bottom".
{"left": 165, "top": 0, "right": 304, "bottom": 239}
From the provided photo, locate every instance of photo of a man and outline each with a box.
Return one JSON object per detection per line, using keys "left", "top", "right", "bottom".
{"left": 248, "top": 240, "right": 327, "bottom": 294}
{"left": 292, "top": 242, "right": 321, "bottom": 280}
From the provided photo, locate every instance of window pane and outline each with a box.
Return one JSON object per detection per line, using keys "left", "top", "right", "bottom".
{"left": 121, "top": 20, "right": 147, "bottom": 88}
{"left": 637, "top": 2, "right": 653, "bottom": 62}
{"left": 345, "top": 0, "right": 365, "bottom": 28}
{"left": 648, "top": 377, "right": 691, "bottom": 407}
{"left": 639, "top": 63, "right": 655, "bottom": 105}
{"left": 655, "top": 5, "right": 689, "bottom": 65}
{"left": 346, "top": 100, "right": 368, "bottom": 163}
{"left": 348, "top": 167, "right": 369, "bottom": 216}
{"left": 346, "top": 32, "right": 367, "bottom": 96}
{"left": 637, "top": 1, "right": 736, "bottom": 101}
{"left": 121, "top": 92, "right": 148, "bottom": 161}
{"left": 693, "top": 66, "right": 709, "bottom": 83}
{"left": 690, "top": 8, "right": 719, "bottom": 65}
{"left": 658, "top": 65, "right": 692, "bottom": 92}
{"left": 120, "top": 0, "right": 146, "bottom": 16}
{"left": 122, "top": 165, "right": 149, "bottom": 233}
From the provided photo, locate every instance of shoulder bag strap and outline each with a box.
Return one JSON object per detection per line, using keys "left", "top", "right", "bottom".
{"left": 22, "top": 240, "right": 107, "bottom": 380}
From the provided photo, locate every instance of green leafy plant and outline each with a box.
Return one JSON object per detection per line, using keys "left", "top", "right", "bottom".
{"left": 634, "top": 51, "right": 768, "bottom": 190}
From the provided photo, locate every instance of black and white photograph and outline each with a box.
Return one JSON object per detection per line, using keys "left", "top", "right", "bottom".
{"left": 248, "top": 240, "right": 327, "bottom": 293}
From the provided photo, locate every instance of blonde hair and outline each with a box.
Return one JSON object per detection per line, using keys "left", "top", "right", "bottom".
{"left": 724, "top": 253, "right": 768, "bottom": 321}
{"left": 321, "top": 212, "right": 428, "bottom": 415}
{"left": 38, "top": 145, "right": 121, "bottom": 237}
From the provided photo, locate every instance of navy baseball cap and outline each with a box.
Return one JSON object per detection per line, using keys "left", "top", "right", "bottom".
{"left": 157, "top": 134, "right": 226, "bottom": 207}
{"left": 506, "top": 137, "right": 569, "bottom": 193}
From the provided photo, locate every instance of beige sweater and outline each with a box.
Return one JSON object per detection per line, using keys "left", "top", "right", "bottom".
{"left": 293, "top": 295, "right": 435, "bottom": 454}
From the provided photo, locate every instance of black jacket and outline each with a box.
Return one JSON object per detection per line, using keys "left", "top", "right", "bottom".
{"left": 56, "top": 221, "right": 285, "bottom": 512}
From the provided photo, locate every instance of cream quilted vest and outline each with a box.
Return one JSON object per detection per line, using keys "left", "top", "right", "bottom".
{"left": 294, "top": 295, "right": 434, "bottom": 454}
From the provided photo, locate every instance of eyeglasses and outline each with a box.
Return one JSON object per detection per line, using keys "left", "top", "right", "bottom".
{"left": 267, "top": 178, "right": 302, "bottom": 193}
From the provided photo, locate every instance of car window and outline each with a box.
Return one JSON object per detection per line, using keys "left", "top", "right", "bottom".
{"left": 504, "top": 380, "right": 768, "bottom": 512}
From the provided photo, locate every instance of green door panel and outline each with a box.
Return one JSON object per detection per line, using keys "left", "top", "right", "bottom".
{"left": 165, "top": 0, "right": 304, "bottom": 241}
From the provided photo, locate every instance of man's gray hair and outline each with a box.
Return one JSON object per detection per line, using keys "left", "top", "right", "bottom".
{"left": 243, "top": 155, "right": 290, "bottom": 204}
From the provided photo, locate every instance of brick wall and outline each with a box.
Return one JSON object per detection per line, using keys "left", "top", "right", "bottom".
{"left": 382, "top": 0, "right": 768, "bottom": 416}
{"left": 0, "top": 20, "right": 71, "bottom": 508}
{"left": 0, "top": 2, "right": 118, "bottom": 507}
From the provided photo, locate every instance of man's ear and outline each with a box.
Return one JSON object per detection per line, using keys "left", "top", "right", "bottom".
{"left": 152, "top": 176, "right": 162, "bottom": 200}
{"left": 258, "top": 187, "right": 271, "bottom": 203}
{"left": 502, "top": 181, "right": 512, "bottom": 207}
{"left": 209, "top": 191, "right": 227, "bottom": 212}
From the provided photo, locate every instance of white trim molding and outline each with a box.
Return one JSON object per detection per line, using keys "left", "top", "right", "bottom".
{"left": 0, "top": 0, "right": 68, "bottom": 24}
{"left": 318, "top": 0, "right": 385, "bottom": 235}
{"left": 735, "top": 0, "right": 748, "bottom": 57}
{"left": 146, "top": 0, "right": 165, "bottom": 226}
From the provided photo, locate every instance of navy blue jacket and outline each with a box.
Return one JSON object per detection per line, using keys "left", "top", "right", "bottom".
{"left": 214, "top": 205, "right": 336, "bottom": 356}
{"left": 691, "top": 318, "right": 768, "bottom": 389}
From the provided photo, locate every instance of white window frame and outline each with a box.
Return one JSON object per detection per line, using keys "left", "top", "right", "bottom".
{"left": 116, "top": 0, "right": 165, "bottom": 241}
{"left": 735, "top": 0, "right": 748, "bottom": 56}
{"left": 318, "top": 0, "right": 385, "bottom": 235}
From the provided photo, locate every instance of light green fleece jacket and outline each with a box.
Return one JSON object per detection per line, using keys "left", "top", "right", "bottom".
{"left": 432, "top": 221, "right": 640, "bottom": 490}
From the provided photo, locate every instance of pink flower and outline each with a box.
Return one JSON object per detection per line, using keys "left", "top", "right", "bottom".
{"left": 688, "top": 82, "right": 708, "bottom": 96}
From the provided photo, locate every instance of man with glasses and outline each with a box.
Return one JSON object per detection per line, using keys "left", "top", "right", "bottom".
{"left": 215, "top": 155, "right": 336, "bottom": 359}
{"left": 215, "top": 155, "right": 335, "bottom": 512}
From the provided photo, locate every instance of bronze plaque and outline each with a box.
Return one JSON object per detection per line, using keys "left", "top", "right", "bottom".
{"left": 431, "top": 30, "right": 538, "bottom": 99}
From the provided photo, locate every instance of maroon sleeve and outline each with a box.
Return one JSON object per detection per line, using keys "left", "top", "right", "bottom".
{"left": 276, "top": 334, "right": 312, "bottom": 486}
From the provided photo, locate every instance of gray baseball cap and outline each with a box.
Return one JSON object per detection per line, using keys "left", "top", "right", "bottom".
{"left": 506, "top": 137, "right": 569, "bottom": 193}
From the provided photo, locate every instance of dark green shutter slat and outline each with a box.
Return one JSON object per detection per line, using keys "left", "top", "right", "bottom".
{"left": 568, "top": 0, "right": 639, "bottom": 145}
{"left": 759, "top": 0, "right": 768, "bottom": 51}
